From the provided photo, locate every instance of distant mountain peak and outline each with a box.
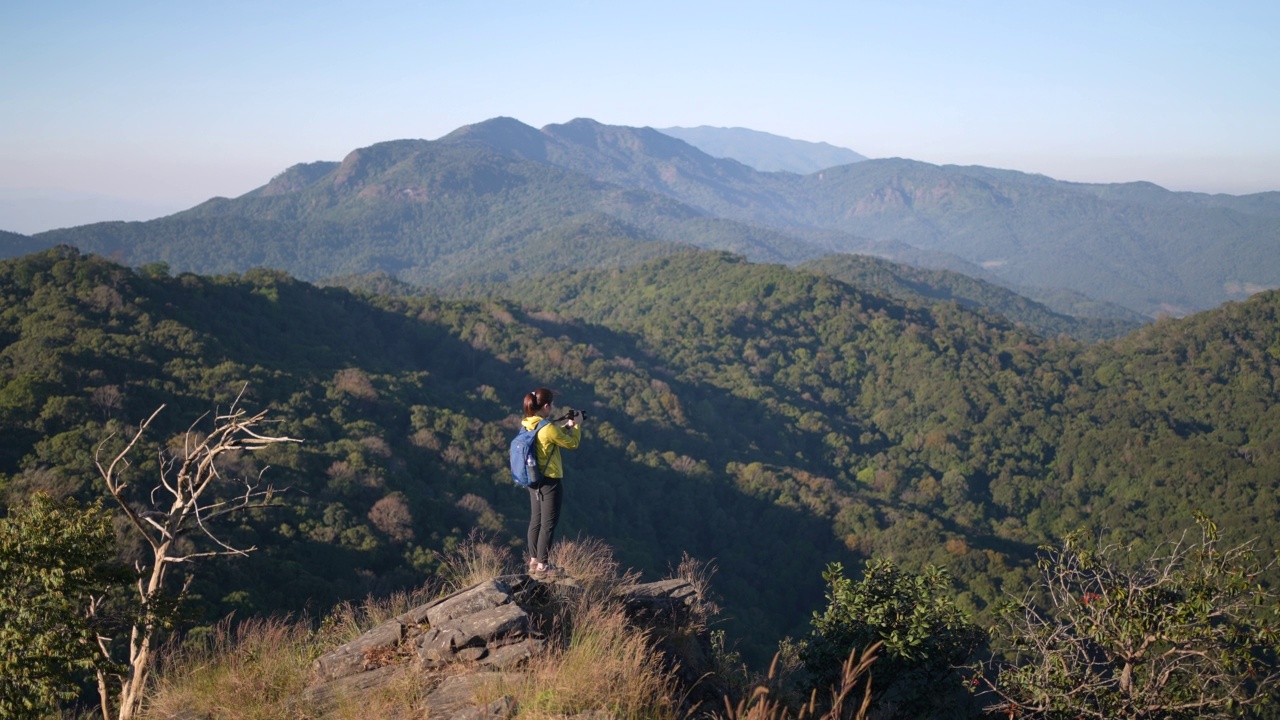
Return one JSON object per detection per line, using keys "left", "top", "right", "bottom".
{"left": 542, "top": 118, "right": 699, "bottom": 162}
{"left": 328, "top": 139, "right": 432, "bottom": 191}
{"left": 440, "top": 117, "right": 548, "bottom": 161}
{"left": 658, "top": 125, "right": 868, "bottom": 174}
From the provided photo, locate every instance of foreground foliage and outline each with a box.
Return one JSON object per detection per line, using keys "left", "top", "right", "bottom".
{"left": 979, "top": 515, "right": 1280, "bottom": 719}
{"left": 0, "top": 493, "right": 124, "bottom": 715}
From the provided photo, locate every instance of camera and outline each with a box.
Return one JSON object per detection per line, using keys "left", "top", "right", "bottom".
{"left": 558, "top": 408, "right": 588, "bottom": 422}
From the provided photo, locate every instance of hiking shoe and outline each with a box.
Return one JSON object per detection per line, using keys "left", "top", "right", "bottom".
{"left": 530, "top": 561, "right": 564, "bottom": 577}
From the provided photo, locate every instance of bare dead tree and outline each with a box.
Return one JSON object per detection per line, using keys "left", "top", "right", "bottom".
{"left": 92, "top": 392, "right": 301, "bottom": 720}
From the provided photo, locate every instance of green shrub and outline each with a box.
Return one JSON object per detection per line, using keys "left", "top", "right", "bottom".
{"left": 801, "top": 559, "right": 985, "bottom": 718}
{"left": 0, "top": 493, "right": 126, "bottom": 715}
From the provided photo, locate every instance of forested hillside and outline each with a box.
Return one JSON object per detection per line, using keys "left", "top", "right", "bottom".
{"left": 0, "top": 229, "right": 46, "bottom": 257}
{"left": 801, "top": 253, "right": 1145, "bottom": 341}
{"left": 500, "top": 252, "right": 1280, "bottom": 545}
{"left": 3, "top": 247, "right": 1279, "bottom": 666}
{"left": 31, "top": 136, "right": 823, "bottom": 287}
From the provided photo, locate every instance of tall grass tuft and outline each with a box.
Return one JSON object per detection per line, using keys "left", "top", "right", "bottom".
{"left": 437, "top": 528, "right": 517, "bottom": 592}
{"left": 485, "top": 603, "right": 681, "bottom": 719}
{"left": 143, "top": 589, "right": 439, "bottom": 719}
{"left": 142, "top": 617, "right": 316, "bottom": 719}
{"left": 550, "top": 535, "right": 641, "bottom": 600}
{"left": 467, "top": 536, "right": 688, "bottom": 718}
{"left": 673, "top": 552, "right": 720, "bottom": 624}
{"left": 719, "top": 642, "right": 881, "bottom": 720}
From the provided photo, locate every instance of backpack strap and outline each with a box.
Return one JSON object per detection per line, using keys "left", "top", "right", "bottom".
{"left": 532, "top": 418, "right": 552, "bottom": 472}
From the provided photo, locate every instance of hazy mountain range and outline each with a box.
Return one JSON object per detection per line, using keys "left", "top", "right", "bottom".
{"left": 656, "top": 125, "right": 869, "bottom": 174}
{"left": 6, "top": 117, "right": 1279, "bottom": 318}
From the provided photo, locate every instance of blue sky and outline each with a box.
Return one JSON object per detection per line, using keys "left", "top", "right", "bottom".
{"left": 2, "top": 0, "right": 1277, "bottom": 233}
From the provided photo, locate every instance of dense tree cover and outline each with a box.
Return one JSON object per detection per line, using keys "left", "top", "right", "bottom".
{"left": 0, "top": 247, "right": 848, "bottom": 666}
{"left": 2, "top": 246, "right": 1280, "bottom": 674}
{"left": 475, "top": 251, "right": 1280, "bottom": 609}
{"left": 789, "top": 161, "right": 1280, "bottom": 316}
{"left": 0, "top": 229, "right": 46, "bottom": 256}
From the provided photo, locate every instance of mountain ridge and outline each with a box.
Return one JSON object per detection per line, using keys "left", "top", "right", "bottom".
{"left": 17, "top": 117, "right": 1280, "bottom": 317}
{"left": 657, "top": 124, "right": 869, "bottom": 174}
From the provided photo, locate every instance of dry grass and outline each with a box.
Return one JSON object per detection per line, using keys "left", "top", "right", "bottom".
{"left": 718, "top": 642, "right": 881, "bottom": 720}
{"left": 470, "top": 536, "right": 690, "bottom": 719}
{"left": 324, "top": 668, "right": 427, "bottom": 720}
{"left": 437, "top": 528, "right": 518, "bottom": 592}
{"left": 550, "top": 535, "right": 642, "bottom": 601}
{"left": 141, "top": 617, "right": 316, "bottom": 719}
{"left": 670, "top": 552, "right": 722, "bottom": 643}
{"left": 481, "top": 603, "right": 681, "bottom": 719}
{"left": 309, "top": 584, "right": 440, "bottom": 658}
{"left": 142, "top": 589, "right": 440, "bottom": 720}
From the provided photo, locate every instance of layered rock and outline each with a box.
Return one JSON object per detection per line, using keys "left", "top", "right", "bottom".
{"left": 301, "top": 573, "right": 706, "bottom": 719}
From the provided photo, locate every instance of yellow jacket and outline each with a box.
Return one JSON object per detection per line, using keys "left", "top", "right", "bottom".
{"left": 522, "top": 415, "right": 581, "bottom": 479}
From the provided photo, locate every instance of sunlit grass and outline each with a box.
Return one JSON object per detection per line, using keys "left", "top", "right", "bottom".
{"left": 142, "top": 588, "right": 438, "bottom": 720}
{"left": 437, "top": 528, "right": 518, "bottom": 592}
{"left": 479, "top": 599, "right": 681, "bottom": 719}
{"left": 719, "top": 642, "right": 880, "bottom": 720}
{"left": 142, "top": 617, "right": 315, "bottom": 719}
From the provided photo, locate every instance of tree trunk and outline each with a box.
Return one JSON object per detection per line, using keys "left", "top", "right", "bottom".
{"left": 115, "top": 550, "right": 169, "bottom": 720}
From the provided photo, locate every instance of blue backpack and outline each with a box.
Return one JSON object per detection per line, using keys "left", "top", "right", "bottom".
{"left": 509, "top": 419, "right": 551, "bottom": 488}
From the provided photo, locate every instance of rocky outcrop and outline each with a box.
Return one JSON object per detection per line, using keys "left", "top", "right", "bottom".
{"left": 617, "top": 577, "right": 701, "bottom": 622}
{"left": 301, "top": 573, "right": 707, "bottom": 719}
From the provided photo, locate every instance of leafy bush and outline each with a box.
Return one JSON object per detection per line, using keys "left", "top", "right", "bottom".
{"left": 801, "top": 559, "right": 985, "bottom": 718}
{"left": 0, "top": 493, "right": 126, "bottom": 715}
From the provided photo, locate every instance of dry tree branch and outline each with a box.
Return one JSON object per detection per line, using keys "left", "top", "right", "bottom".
{"left": 92, "top": 394, "right": 301, "bottom": 720}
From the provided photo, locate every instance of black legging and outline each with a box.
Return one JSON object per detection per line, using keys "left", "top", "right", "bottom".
{"left": 527, "top": 478, "right": 563, "bottom": 564}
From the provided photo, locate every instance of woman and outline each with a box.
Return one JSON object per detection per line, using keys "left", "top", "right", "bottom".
{"left": 522, "top": 387, "right": 582, "bottom": 576}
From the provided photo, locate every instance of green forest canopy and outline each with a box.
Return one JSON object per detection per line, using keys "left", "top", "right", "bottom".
{"left": 1, "top": 246, "right": 1278, "bottom": 664}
